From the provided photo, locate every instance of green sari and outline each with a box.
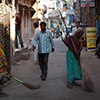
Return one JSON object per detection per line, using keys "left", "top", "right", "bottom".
{"left": 66, "top": 49, "right": 82, "bottom": 82}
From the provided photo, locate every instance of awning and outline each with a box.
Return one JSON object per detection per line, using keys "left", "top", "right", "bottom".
{"left": 19, "top": 4, "right": 36, "bottom": 17}
{"left": 31, "top": 0, "right": 36, "bottom": 6}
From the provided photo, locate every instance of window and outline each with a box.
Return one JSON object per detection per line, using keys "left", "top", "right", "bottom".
{"left": 0, "top": 0, "right": 2, "bottom": 3}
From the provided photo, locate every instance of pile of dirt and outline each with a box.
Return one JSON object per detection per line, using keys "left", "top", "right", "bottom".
{"left": 12, "top": 48, "right": 31, "bottom": 65}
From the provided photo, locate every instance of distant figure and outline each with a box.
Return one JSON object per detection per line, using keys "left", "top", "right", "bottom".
{"left": 47, "top": 28, "right": 50, "bottom": 31}
{"left": 56, "top": 27, "right": 60, "bottom": 38}
{"left": 33, "top": 22, "right": 40, "bottom": 64}
{"left": 50, "top": 28, "right": 53, "bottom": 37}
{"left": 72, "top": 21, "right": 82, "bottom": 36}
{"left": 53, "top": 27, "right": 56, "bottom": 38}
{"left": 15, "top": 13, "right": 24, "bottom": 49}
{"left": 33, "top": 22, "right": 55, "bottom": 81}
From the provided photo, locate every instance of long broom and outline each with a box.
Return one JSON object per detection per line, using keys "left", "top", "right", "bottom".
{"left": 12, "top": 76, "right": 40, "bottom": 90}
{"left": 58, "top": 10, "right": 95, "bottom": 92}
{"left": 69, "top": 38, "right": 95, "bottom": 92}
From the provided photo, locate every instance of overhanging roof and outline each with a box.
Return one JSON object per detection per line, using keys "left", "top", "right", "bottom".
{"left": 19, "top": 4, "right": 36, "bottom": 17}
{"left": 31, "top": 0, "right": 36, "bottom": 6}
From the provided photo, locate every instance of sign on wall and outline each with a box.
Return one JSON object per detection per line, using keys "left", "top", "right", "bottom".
{"left": 75, "top": 8, "right": 80, "bottom": 17}
{"left": 81, "top": 0, "right": 95, "bottom": 7}
{"left": 69, "top": 15, "right": 74, "bottom": 22}
{"left": 85, "top": 27, "right": 97, "bottom": 51}
{"left": 81, "top": 0, "right": 87, "bottom": 7}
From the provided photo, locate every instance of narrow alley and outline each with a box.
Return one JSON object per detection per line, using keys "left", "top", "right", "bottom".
{"left": 0, "top": 38, "right": 100, "bottom": 100}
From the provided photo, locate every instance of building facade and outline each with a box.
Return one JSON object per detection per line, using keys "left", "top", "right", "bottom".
{"left": 0, "top": 0, "right": 36, "bottom": 67}
{"left": 75, "top": 0, "right": 100, "bottom": 36}
{"left": 17, "top": 0, "right": 36, "bottom": 43}
{"left": 32, "top": 0, "right": 47, "bottom": 37}
{"left": 48, "top": 0, "right": 63, "bottom": 29}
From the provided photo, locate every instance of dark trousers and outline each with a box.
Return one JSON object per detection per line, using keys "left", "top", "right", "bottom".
{"left": 38, "top": 53, "right": 49, "bottom": 77}
{"left": 15, "top": 30, "right": 24, "bottom": 48}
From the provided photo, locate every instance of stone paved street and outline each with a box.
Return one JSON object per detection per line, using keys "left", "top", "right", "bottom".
{"left": 0, "top": 38, "right": 100, "bottom": 100}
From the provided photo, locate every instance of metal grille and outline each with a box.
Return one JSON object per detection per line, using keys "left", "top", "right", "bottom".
{"left": 0, "top": 3, "right": 4, "bottom": 45}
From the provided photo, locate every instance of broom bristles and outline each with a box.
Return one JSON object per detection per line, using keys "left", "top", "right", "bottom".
{"left": 81, "top": 63, "right": 95, "bottom": 92}
{"left": 12, "top": 76, "right": 40, "bottom": 90}
{"left": 22, "top": 82, "right": 40, "bottom": 90}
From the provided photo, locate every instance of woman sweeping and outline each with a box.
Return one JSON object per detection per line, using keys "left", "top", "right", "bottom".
{"left": 64, "top": 29, "right": 84, "bottom": 89}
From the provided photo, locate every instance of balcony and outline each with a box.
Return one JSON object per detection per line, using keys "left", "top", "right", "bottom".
{"left": 18, "top": 0, "right": 36, "bottom": 6}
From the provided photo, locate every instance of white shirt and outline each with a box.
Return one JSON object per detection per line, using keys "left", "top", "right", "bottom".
{"left": 35, "top": 28, "right": 40, "bottom": 36}
{"left": 72, "top": 27, "right": 82, "bottom": 36}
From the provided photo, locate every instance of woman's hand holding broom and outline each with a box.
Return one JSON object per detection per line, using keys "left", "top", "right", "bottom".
{"left": 8, "top": 72, "right": 13, "bottom": 77}
{"left": 3, "top": 61, "right": 13, "bottom": 77}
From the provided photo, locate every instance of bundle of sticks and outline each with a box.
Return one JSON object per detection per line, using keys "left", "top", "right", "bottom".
{"left": 12, "top": 76, "right": 40, "bottom": 90}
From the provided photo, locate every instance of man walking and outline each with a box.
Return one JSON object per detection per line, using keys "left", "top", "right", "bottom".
{"left": 72, "top": 21, "right": 82, "bottom": 36}
{"left": 33, "top": 22, "right": 55, "bottom": 81}
{"left": 15, "top": 13, "right": 24, "bottom": 49}
{"left": 33, "top": 22, "right": 40, "bottom": 64}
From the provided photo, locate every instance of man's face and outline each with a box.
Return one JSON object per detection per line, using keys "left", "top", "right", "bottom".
{"left": 76, "top": 22, "right": 80, "bottom": 28}
{"left": 15, "top": 14, "right": 19, "bottom": 18}
{"left": 41, "top": 24, "right": 46, "bottom": 31}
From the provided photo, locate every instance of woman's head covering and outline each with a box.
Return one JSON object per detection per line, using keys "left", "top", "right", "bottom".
{"left": 75, "top": 29, "right": 84, "bottom": 37}
{"left": 67, "top": 29, "right": 84, "bottom": 61}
